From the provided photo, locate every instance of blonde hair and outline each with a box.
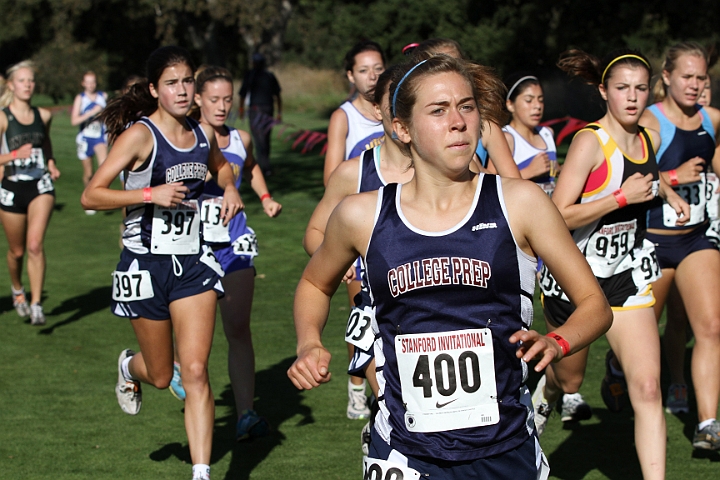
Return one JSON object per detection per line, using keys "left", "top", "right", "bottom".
{"left": 0, "top": 60, "right": 36, "bottom": 108}
{"left": 653, "top": 42, "right": 708, "bottom": 102}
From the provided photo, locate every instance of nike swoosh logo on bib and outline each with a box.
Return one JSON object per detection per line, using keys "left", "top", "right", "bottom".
{"left": 436, "top": 399, "right": 457, "bottom": 409}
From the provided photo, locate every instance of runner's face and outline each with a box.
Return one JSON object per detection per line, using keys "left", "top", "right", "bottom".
{"left": 508, "top": 84, "right": 544, "bottom": 129}
{"left": 663, "top": 54, "right": 707, "bottom": 108}
{"left": 150, "top": 62, "right": 195, "bottom": 117}
{"left": 348, "top": 51, "right": 384, "bottom": 97}
{"left": 196, "top": 79, "right": 233, "bottom": 128}
{"left": 600, "top": 65, "right": 649, "bottom": 126}
{"left": 9, "top": 67, "right": 35, "bottom": 102}
{"left": 400, "top": 71, "right": 479, "bottom": 171}
{"left": 82, "top": 74, "right": 97, "bottom": 93}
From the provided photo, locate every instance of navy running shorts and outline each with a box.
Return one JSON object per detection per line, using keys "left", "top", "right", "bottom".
{"left": 646, "top": 227, "right": 716, "bottom": 270}
{"left": 111, "top": 247, "right": 223, "bottom": 320}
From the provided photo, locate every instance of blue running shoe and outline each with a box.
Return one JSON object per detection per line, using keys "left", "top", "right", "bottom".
{"left": 236, "top": 409, "right": 269, "bottom": 442}
{"left": 169, "top": 362, "right": 186, "bottom": 401}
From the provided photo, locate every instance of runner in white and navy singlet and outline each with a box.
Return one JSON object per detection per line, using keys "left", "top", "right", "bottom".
{"left": 340, "top": 101, "right": 384, "bottom": 160}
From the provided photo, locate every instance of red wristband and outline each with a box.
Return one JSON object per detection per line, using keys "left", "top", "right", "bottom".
{"left": 11, "top": 150, "right": 17, "bottom": 159}
{"left": 142, "top": 187, "right": 152, "bottom": 203}
{"left": 260, "top": 193, "right": 271, "bottom": 202}
{"left": 668, "top": 169, "right": 679, "bottom": 186}
{"left": 546, "top": 333, "right": 571, "bottom": 357}
{"left": 613, "top": 188, "right": 627, "bottom": 208}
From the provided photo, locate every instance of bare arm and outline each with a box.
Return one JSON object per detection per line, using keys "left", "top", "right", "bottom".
{"left": 483, "top": 121, "right": 521, "bottom": 178}
{"left": 0, "top": 111, "right": 32, "bottom": 167}
{"left": 323, "top": 108, "right": 349, "bottom": 186}
{"left": 240, "top": 130, "right": 282, "bottom": 217}
{"left": 39, "top": 108, "right": 59, "bottom": 179}
{"left": 70, "top": 94, "right": 101, "bottom": 126}
{"left": 304, "top": 157, "right": 361, "bottom": 255}
{"left": 288, "top": 193, "right": 376, "bottom": 390}
{"left": 504, "top": 179, "right": 612, "bottom": 369}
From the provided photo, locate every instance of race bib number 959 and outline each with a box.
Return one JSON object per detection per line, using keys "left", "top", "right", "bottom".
{"left": 395, "top": 328, "right": 499, "bottom": 433}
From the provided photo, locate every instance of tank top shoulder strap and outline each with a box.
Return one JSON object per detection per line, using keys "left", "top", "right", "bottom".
{"left": 647, "top": 104, "right": 675, "bottom": 162}
{"left": 698, "top": 106, "right": 716, "bottom": 142}
{"left": 576, "top": 123, "right": 618, "bottom": 162}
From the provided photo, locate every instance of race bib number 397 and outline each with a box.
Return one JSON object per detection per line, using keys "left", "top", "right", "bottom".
{"left": 112, "top": 270, "right": 154, "bottom": 301}
{"left": 151, "top": 200, "right": 200, "bottom": 255}
{"left": 395, "top": 328, "right": 499, "bottom": 433}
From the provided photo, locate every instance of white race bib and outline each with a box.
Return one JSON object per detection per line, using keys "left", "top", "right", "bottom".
{"left": 0, "top": 188, "right": 14, "bottom": 206}
{"left": 112, "top": 270, "right": 154, "bottom": 301}
{"left": 631, "top": 239, "right": 661, "bottom": 286}
{"left": 664, "top": 174, "right": 706, "bottom": 227}
{"left": 705, "top": 173, "right": 719, "bottom": 221}
{"left": 584, "top": 219, "right": 637, "bottom": 277}
{"left": 231, "top": 229, "right": 258, "bottom": 257}
{"left": 395, "top": 328, "right": 499, "bottom": 433}
{"left": 538, "top": 264, "right": 569, "bottom": 301}
{"left": 199, "top": 247, "right": 225, "bottom": 277}
{"left": 151, "top": 199, "right": 200, "bottom": 255}
{"left": 83, "top": 121, "right": 103, "bottom": 139}
{"left": 201, "top": 197, "right": 231, "bottom": 243}
{"left": 345, "top": 305, "right": 375, "bottom": 351}
{"left": 362, "top": 457, "right": 421, "bottom": 480}
{"left": 37, "top": 173, "right": 53, "bottom": 194}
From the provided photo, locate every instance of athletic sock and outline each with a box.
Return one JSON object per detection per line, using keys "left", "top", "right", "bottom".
{"left": 11, "top": 286, "right": 24, "bottom": 296}
{"left": 698, "top": 418, "right": 716, "bottom": 430}
{"left": 121, "top": 356, "right": 134, "bottom": 382}
{"left": 192, "top": 463, "right": 210, "bottom": 479}
{"left": 350, "top": 378, "right": 366, "bottom": 392}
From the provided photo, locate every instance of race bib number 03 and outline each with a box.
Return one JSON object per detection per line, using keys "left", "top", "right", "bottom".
{"left": 112, "top": 270, "right": 154, "bottom": 301}
{"left": 362, "top": 457, "right": 421, "bottom": 480}
{"left": 151, "top": 199, "right": 200, "bottom": 255}
{"left": 201, "top": 197, "right": 231, "bottom": 243}
{"left": 395, "top": 328, "right": 499, "bottom": 433}
{"left": 345, "top": 305, "right": 375, "bottom": 351}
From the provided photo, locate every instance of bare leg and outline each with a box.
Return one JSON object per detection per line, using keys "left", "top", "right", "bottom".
{"left": 218, "top": 268, "right": 256, "bottom": 415}
{"left": 606, "top": 308, "right": 665, "bottom": 480}
{"left": 663, "top": 282, "right": 689, "bottom": 385}
{"left": 24, "top": 194, "right": 54, "bottom": 304}
{"left": 171, "top": 290, "right": 217, "bottom": 465}
{"left": 93, "top": 143, "right": 108, "bottom": 168}
{"left": 0, "top": 209, "right": 28, "bottom": 291}
{"left": 675, "top": 249, "right": 720, "bottom": 423}
{"left": 81, "top": 157, "right": 94, "bottom": 187}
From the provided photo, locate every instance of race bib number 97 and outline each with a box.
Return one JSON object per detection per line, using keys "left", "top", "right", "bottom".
{"left": 112, "top": 270, "right": 154, "bottom": 301}
{"left": 395, "top": 328, "right": 499, "bottom": 433}
{"left": 151, "top": 199, "right": 200, "bottom": 255}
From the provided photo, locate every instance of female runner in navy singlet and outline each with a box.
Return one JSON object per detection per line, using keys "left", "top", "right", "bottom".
{"left": 640, "top": 42, "right": 720, "bottom": 450}
{"left": 81, "top": 46, "right": 242, "bottom": 480}
{"left": 288, "top": 54, "right": 612, "bottom": 479}
{"left": 0, "top": 60, "right": 61, "bottom": 326}
{"left": 192, "top": 65, "right": 281, "bottom": 441}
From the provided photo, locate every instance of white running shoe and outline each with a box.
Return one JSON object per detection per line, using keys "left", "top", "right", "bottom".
{"left": 85, "top": 209, "right": 97, "bottom": 215}
{"left": 116, "top": 349, "right": 142, "bottom": 415}
{"left": 12, "top": 288, "right": 30, "bottom": 318}
{"left": 347, "top": 380, "right": 371, "bottom": 420}
{"left": 560, "top": 392, "right": 592, "bottom": 422}
{"left": 531, "top": 374, "right": 556, "bottom": 436}
{"left": 30, "top": 303, "right": 46, "bottom": 326}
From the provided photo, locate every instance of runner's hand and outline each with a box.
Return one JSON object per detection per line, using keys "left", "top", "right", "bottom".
{"left": 220, "top": 187, "right": 243, "bottom": 226}
{"left": 262, "top": 197, "right": 282, "bottom": 218}
{"left": 675, "top": 157, "right": 705, "bottom": 184}
{"left": 620, "top": 172, "right": 654, "bottom": 205}
{"left": 288, "top": 345, "right": 332, "bottom": 390}
{"left": 510, "top": 329, "right": 563, "bottom": 372}
{"left": 150, "top": 183, "right": 187, "bottom": 208}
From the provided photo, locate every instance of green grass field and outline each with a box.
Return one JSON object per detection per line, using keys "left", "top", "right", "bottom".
{"left": 0, "top": 111, "right": 717, "bottom": 479}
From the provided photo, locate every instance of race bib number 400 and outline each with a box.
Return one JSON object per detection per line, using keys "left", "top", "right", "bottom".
{"left": 395, "top": 328, "right": 499, "bottom": 433}
{"left": 151, "top": 199, "right": 200, "bottom": 255}
{"left": 112, "top": 270, "right": 154, "bottom": 301}
{"left": 201, "top": 197, "right": 231, "bottom": 243}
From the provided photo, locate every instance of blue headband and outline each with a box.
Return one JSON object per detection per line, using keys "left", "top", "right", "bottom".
{"left": 391, "top": 59, "right": 428, "bottom": 117}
